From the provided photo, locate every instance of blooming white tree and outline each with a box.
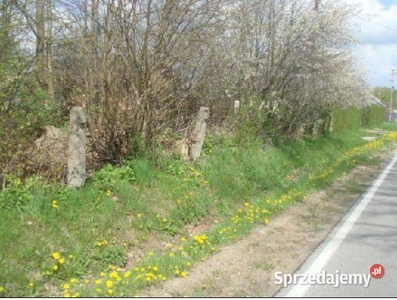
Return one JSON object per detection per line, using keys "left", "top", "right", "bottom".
{"left": 1, "top": 0, "right": 371, "bottom": 167}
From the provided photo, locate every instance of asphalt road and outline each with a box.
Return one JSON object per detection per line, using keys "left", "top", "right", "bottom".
{"left": 277, "top": 151, "right": 397, "bottom": 297}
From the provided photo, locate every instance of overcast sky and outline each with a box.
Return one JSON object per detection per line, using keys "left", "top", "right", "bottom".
{"left": 347, "top": 0, "right": 397, "bottom": 87}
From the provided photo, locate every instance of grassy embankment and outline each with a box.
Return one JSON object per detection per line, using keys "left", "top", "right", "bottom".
{"left": 1, "top": 123, "right": 397, "bottom": 297}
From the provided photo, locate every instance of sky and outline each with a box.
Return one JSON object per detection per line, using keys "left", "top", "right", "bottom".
{"left": 347, "top": 0, "right": 397, "bottom": 87}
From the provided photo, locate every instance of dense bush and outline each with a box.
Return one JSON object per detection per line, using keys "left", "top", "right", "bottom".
{"left": 362, "top": 105, "right": 386, "bottom": 128}
{"left": 331, "top": 105, "right": 386, "bottom": 134}
{"left": 331, "top": 106, "right": 363, "bottom": 134}
{"left": 0, "top": 91, "right": 63, "bottom": 185}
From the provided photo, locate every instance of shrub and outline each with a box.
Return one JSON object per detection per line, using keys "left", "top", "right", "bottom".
{"left": 362, "top": 105, "right": 385, "bottom": 128}
{"left": 331, "top": 106, "right": 362, "bottom": 134}
{"left": 90, "top": 163, "right": 136, "bottom": 190}
{"left": 0, "top": 89, "right": 63, "bottom": 183}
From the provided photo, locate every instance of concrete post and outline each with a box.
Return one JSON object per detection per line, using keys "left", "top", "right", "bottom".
{"left": 234, "top": 100, "right": 240, "bottom": 113}
{"left": 68, "top": 107, "right": 87, "bottom": 188}
{"left": 189, "top": 107, "right": 209, "bottom": 161}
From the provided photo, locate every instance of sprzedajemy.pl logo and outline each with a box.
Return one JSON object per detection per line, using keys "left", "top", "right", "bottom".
{"left": 274, "top": 264, "right": 384, "bottom": 288}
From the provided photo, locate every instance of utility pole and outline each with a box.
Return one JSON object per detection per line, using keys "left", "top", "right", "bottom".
{"left": 389, "top": 69, "right": 397, "bottom": 122}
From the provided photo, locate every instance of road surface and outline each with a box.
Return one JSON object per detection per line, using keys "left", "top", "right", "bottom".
{"left": 277, "top": 151, "right": 397, "bottom": 297}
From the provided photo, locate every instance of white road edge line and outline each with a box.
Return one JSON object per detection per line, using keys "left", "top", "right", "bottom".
{"left": 285, "top": 151, "right": 397, "bottom": 297}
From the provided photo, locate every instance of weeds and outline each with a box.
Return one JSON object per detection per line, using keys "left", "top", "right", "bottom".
{"left": 0, "top": 128, "right": 396, "bottom": 296}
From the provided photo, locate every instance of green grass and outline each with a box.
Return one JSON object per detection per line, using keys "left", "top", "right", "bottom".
{"left": 1, "top": 128, "right": 397, "bottom": 297}
{"left": 377, "top": 121, "right": 397, "bottom": 131}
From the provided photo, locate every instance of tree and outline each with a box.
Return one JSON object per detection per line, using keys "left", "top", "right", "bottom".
{"left": 1, "top": 0, "right": 373, "bottom": 174}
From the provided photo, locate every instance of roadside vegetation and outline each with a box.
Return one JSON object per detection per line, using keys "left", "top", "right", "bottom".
{"left": 1, "top": 124, "right": 397, "bottom": 297}
{"left": 2, "top": 0, "right": 397, "bottom": 297}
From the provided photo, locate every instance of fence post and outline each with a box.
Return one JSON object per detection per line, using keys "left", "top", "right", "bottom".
{"left": 189, "top": 107, "right": 209, "bottom": 162}
{"left": 234, "top": 100, "right": 240, "bottom": 113}
{"left": 68, "top": 107, "right": 87, "bottom": 188}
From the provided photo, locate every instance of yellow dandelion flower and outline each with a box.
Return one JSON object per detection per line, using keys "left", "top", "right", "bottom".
{"left": 107, "top": 289, "right": 114, "bottom": 296}
{"left": 152, "top": 266, "right": 158, "bottom": 272}
{"left": 145, "top": 277, "right": 152, "bottom": 282}
{"left": 264, "top": 219, "right": 269, "bottom": 225}
{"left": 110, "top": 271, "right": 119, "bottom": 278}
{"left": 106, "top": 190, "right": 111, "bottom": 196}
{"left": 244, "top": 202, "right": 249, "bottom": 207}
{"left": 96, "top": 288, "right": 102, "bottom": 294}
{"left": 124, "top": 271, "right": 131, "bottom": 278}
{"left": 100, "top": 272, "right": 105, "bottom": 277}
{"left": 64, "top": 292, "right": 71, "bottom": 298}
{"left": 52, "top": 252, "right": 60, "bottom": 260}
{"left": 84, "top": 279, "right": 90, "bottom": 284}
{"left": 106, "top": 280, "right": 113, "bottom": 288}
{"left": 181, "top": 271, "right": 187, "bottom": 278}
{"left": 95, "top": 279, "right": 102, "bottom": 285}
{"left": 73, "top": 293, "right": 80, "bottom": 297}
{"left": 28, "top": 282, "right": 34, "bottom": 288}
{"left": 0, "top": 286, "right": 4, "bottom": 292}
{"left": 58, "top": 258, "right": 65, "bottom": 264}
{"left": 63, "top": 283, "right": 71, "bottom": 290}
{"left": 70, "top": 278, "right": 77, "bottom": 283}
{"left": 186, "top": 262, "right": 192, "bottom": 266}
{"left": 53, "top": 265, "right": 59, "bottom": 271}
{"left": 169, "top": 252, "right": 175, "bottom": 257}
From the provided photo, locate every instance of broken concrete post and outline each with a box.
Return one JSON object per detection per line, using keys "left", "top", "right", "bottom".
{"left": 189, "top": 107, "right": 209, "bottom": 162}
{"left": 68, "top": 107, "right": 87, "bottom": 188}
{"left": 234, "top": 100, "right": 240, "bottom": 113}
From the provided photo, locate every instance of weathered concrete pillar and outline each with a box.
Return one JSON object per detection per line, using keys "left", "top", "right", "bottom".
{"left": 312, "top": 121, "right": 320, "bottom": 137}
{"left": 189, "top": 107, "right": 209, "bottom": 162}
{"left": 234, "top": 100, "right": 240, "bottom": 113}
{"left": 68, "top": 107, "right": 87, "bottom": 188}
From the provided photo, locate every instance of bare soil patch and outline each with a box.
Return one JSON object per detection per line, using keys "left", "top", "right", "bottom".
{"left": 141, "top": 146, "right": 396, "bottom": 297}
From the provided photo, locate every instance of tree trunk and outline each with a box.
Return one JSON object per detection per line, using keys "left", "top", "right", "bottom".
{"left": 0, "top": 0, "right": 12, "bottom": 65}
{"left": 46, "top": 0, "right": 55, "bottom": 100}
{"left": 36, "top": 0, "right": 45, "bottom": 89}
